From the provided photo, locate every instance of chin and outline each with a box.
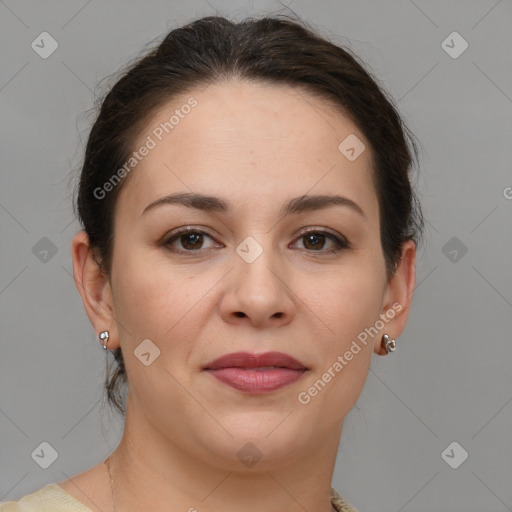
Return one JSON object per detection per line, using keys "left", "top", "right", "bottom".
{"left": 194, "top": 420, "right": 308, "bottom": 466}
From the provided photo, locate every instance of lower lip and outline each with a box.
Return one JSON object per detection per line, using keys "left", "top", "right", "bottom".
{"left": 205, "top": 367, "right": 307, "bottom": 393}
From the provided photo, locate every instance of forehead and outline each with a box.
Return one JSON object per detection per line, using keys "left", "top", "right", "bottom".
{"left": 116, "top": 79, "right": 378, "bottom": 223}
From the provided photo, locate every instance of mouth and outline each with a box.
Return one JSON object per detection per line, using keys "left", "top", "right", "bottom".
{"left": 203, "top": 351, "right": 309, "bottom": 393}
{"left": 203, "top": 351, "right": 308, "bottom": 371}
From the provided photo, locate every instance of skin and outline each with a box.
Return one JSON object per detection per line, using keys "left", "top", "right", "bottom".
{"left": 63, "top": 79, "right": 416, "bottom": 512}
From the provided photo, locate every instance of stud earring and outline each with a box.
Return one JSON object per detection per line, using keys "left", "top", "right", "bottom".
{"left": 382, "top": 334, "right": 396, "bottom": 353}
{"left": 99, "top": 331, "right": 110, "bottom": 350}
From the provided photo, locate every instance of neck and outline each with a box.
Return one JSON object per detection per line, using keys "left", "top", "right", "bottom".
{"left": 107, "top": 403, "right": 343, "bottom": 512}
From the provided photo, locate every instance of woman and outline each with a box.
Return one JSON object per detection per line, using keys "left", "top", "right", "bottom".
{"left": 1, "top": 13, "right": 423, "bottom": 512}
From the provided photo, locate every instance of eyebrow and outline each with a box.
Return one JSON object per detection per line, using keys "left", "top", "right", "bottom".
{"left": 142, "top": 192, "right": 367, "bottom": 220}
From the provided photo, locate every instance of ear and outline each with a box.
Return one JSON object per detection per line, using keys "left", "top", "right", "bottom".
{"left": 374, "top": 239, "right": 417, "bottom": 356}
{"left": 71, "top": 230, "right": 120, "bottom": 350}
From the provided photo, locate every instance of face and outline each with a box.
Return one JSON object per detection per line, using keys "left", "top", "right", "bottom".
{"left": 74, "top": 79, "right": 415, "bottom": 470}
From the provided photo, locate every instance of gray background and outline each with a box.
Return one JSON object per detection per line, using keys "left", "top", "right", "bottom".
{"left": 1, "top": 1, "right": 511, "bottom": 511}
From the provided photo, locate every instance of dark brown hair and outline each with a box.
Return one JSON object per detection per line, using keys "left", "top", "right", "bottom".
{"left": 74, "top": 14, "right": 424, "bottom": 417}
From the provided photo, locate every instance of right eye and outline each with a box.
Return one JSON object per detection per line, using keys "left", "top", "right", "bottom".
{"left": 163, "top": 228, "right": 221, "bottom": 254}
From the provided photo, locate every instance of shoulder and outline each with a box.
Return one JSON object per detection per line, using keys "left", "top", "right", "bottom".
{"left": 2, "top": 483, "right": 356, "bottom": 512}
{"left": 0, "top": 484, "right": 92, "bottom": 512}
{"left": 330, "top": 486, "right": 360, "bottom": 512}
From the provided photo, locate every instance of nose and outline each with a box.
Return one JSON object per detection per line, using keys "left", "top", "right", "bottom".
{"left": 219, "top": 244, "right": 295, "bottom": 328}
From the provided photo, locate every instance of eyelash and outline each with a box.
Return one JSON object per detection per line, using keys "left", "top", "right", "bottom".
{"left": 162, "top": 227, "right": 351, "bottom": 255}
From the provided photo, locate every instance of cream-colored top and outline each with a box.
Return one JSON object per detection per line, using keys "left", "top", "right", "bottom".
{"left": 0, "top": 483, "right": 359, "bottom": 512}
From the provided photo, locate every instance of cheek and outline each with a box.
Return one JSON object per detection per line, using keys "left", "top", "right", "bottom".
{"left": 305, "top": 269, "right": 382, "bottom": 385}
{"left": 338, "top": 276, "right": 383, "bottom": 334}
{"left": 294, "top": 272, "right": 380, "bottom": 429}
{"left": 304, "top": 273, "right": 381, "bottom": 388}
{"left": 110, "top": 251, "right": 209, "bottom": 406}
{"left": 111, "top": 248, "right": 219, "bottom": 354}
{"left": 306, "top": 263, "right": 384, "bottom": 338}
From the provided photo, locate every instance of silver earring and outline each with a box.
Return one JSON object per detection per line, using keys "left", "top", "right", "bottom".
{"left": 382, "top": 334, "right": 396, "bottom": 353}
{"left": 99, "top": 331, "right": 110, "bottom": 350}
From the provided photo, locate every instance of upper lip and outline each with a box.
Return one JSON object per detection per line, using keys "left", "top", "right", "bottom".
{"left": 203, "top": 351, "right": 308, "bottom": 371}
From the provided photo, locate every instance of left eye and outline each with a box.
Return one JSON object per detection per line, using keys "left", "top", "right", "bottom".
{"left": 163, "top": 228, "right": 349, "bottom": 254}
{"left": 293, "top": 230, "right": 349, "bottom": 253}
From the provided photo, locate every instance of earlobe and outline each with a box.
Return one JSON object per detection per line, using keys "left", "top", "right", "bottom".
{"left": 375, "top": 239, "right": 417, "bottom": 356}
{"left": 71, "top": 231, "right": 119, "bottom": 349}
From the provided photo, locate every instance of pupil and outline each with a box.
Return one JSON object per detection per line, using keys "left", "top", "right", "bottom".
{"left": 182, "top": 233, "right": 202, "bottom": 250}
{"left": 305, "top": 234, "right": 324, "bottom": 250}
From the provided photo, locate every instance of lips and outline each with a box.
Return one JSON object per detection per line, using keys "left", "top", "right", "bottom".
{"left": 203, "top": 351, "right": 308, "bottom": 371}
{"left": 203, "top": 351, "right": 309, "bottom": 393}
